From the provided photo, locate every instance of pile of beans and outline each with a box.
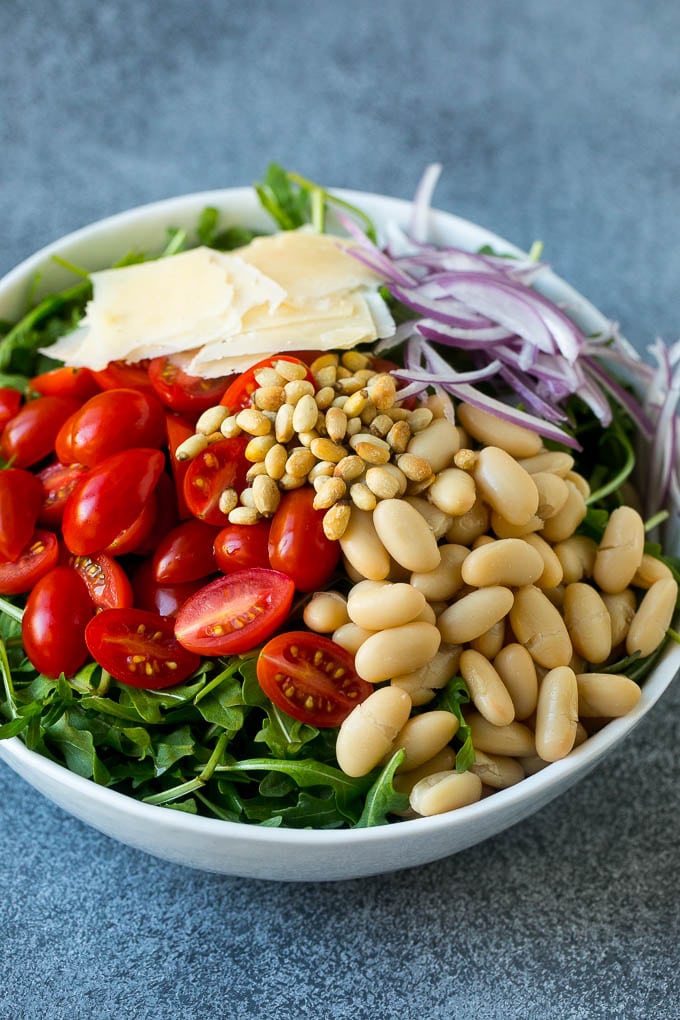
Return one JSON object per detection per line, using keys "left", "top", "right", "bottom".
{"left": 180, "top": 352, "right": 678, "bottom": 819}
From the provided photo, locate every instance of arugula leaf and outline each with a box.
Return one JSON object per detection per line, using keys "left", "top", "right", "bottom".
{"left": 254, "top": 163, "right": 312, "bottom": 231}
{"left": 354, "top": 749, "right": 409, "bottom": 827}
{"left": 436, "top": 677, "right": 476, "bottom": 773}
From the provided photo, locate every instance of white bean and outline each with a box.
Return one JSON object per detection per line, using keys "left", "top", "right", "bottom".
{"left": 535, "top": 666, "right": 578, "bottom": 762}
{"left": 347, "top": 580, "right": 426, "bottom": 630}
{"left": 575, "top": 673, "right": 642, "bottom": 718}
{"left": 339, "top": 508, "right": 391, "bottom": 581}
{"left": 409, "top": 770, "right": 483, "bottom": 816}
{"left": 354, "top": 622, "right": 442, "bottom": 683}
{"left": 461, "top": 538, "right": 544, "bottom": 588}
{"left": 459, "top": 649, "right": 515, "bottom": 727}
{"left": 438, "top": 586, "right": 514, "bottom": 645}
{"left": 473, "top": 446, "right": 539, "bottom": 526}
{"left": 336, "top": 687, "right": 412, "bottom": 777}
{"left": 373, "top": 499, "right": 441, "bottom": 572}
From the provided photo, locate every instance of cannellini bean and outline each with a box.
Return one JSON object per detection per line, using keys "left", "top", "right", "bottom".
{"left": 540, "top": 482, "right": 587, "bottom": 543}
{"left": 490, "top": 511, "right": 545, "bottom": 539}
{"left": 626, "top": 577, "right": 678, "bottom": 657}
{"left": 354, "top": 622, "right": 442, "bottom": 683}
{"left": 347, "top": 579, "right": 426, "bottom": 630}
{"left": 461, "top": 538, "right": 544, "bottom": 588}
{"left": 405, "top": 496, "right": 452, "bottom": 539}
{"left": 456, "top": 403, "right": 543, "bottom": 458}
{"left": 473, "top": 446, "right": 539, "bottom": 526}
{"left": 532, "top": 472, "right": 570, "bottom": 520}
{"left": 335, "top": 687, "right": 412, "bottom": 777}
{"left": 303, "top": 591, "right": 349, "bottom": 633}
{"left": 575, "top": 673, "right": 642, "bottom": 718}
{"left": 517, "top": 451, "right": 575, "bottom": 476}
{"left": 331, "top": 622, "right": 376, "bottom": 655}
{"left": 592, "top": 506, "right": 645, "bottom": 594}
{"left": 535, "top": 666, "right": 578, "bottom": 762}
{"left": 465, "top": 712, "right": 536, "bottom": 757}
{"left": 393, "top": 748, "right": 457, "bottom": 794}
{"left": 413, "top": 602, "right": 437, "bottom": 625}
{"left": 445, "top": 497, "right": 490, "bottom": 545}
{"left": 410, "top": 544, "right": 468, "bottom": 601}
{"left": 510, "top": 585, "right": 573, "bottom": 668}
{"left": 631, "top": 554, "right": 674, "bottom": 589}
{"left": 543, "top": 584, "right": 565, "bottom": 610}
{"left": 372, "top": 499, "right": 441, "bottom": 572}
{"left": 522, "top": 533, "right": 564, "bottom": 589}
{"left": 564, "top": 470, "right": 590, "bottom": 499}
{"left": 460, "top": 649, "right": 515, "bottom": 727}
{"left": 562, "top": 582, "right": 612, "bottom": 663}
{"left": 470, "top": 619, "right": 506, "bottom": 659}
{"left": 519, "top": 755, "right": 550, "bottom": 776}
{"left": 493, "top": 643, "right": 538, "bottom": 720}
{"left": 409, "top": 770, "right": 483, "bottom": 816}
{"left": 389, "top": 711, "right": 459, "bottom": 772}
{"left": 553, "top": 535, "right": 598, "bottom": 584}
{"left": 406, "top": 418, "right": 460, "bottom": 473}
{"left": 339, "top": 508, "right": 391, "bottom": 581}
{"left": 438, "top": 586, "right": 514, "bottom": 645}
{"left": 469, "top": 750, "right": 525, "bottom": 789}
{"left": 602, "top": 589, "right": 637, "bottom": 647}
{"left": 428, "top": 468, "right": 476, "bottom": 516}
{"left": 391, "top": 645, "right": 462, "bottom": 705}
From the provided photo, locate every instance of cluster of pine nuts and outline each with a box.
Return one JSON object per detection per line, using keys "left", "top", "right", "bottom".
{"left": 301, "top": 400, "right": 678, "bottom": 820}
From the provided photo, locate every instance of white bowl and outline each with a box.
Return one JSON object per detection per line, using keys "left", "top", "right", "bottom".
{"left": 1, "top": 187, "right": 677, "bottom": 882}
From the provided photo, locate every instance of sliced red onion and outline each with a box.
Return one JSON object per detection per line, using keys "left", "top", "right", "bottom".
{"left": 418, "top": 320, "right": 516, "bottom": 344}
{"left": 582, "top": 356, "right": 654, "bottom": 440}
{"left": 392, "top": 359, "right": 502, "bottom": 386}
{"left": 410, "top": 163, "right": 443, "bottom": 242}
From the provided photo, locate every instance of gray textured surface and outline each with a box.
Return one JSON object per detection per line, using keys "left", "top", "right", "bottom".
{"left": 1, "top": 1, "right": 680, "bottom": 1017}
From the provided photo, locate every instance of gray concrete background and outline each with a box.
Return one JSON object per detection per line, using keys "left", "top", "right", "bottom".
{"left": 1, "top": 1, "right": 679, "bottom": 1017}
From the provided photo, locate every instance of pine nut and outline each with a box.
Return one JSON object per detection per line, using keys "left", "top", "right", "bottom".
{"left": 576, "top": 673, "right": 642, "bottom": 717}
{"left": 336, "top": 687, "right": 412, "bottom": 777}
{"left": 218, "top": 488, "right": 238, "bottom": 515}
{"left": 407, "top": 418, "right": 461, "bottom": 473}
{"left": 349, "top": 433, "right": 391, "bottom": 465}
{"left": 314, "top": 386, "right": 336, "bottom": 410}
{"left": 228, "top": 506, "right": 260, "bottom": 525}
{"left": 195, "top": 405, "right": 229, "bottom": 436}
{"left": 593, "top": 505, "right": 646, "bottom": 594}
{"left": 275, "top": 359, "right": 308, "bottom": 382}
{"left": 333, "top": 454, "right": 365, "bottom": 483}
{"left": 303, "top": 591, "right": 350, "bottom": 633}
{"left": 254, "top": 367, "right": 285, "bottom": 388}
{"left": 626, "top": 577, "right": 678, "bottom": 657}
{"left": 310, "top": 437, "right": 348, "bottom": 463}
{"left": 373, "top": 498, "right": 441, "bottom": 572}
{"left": 354, "top": 622, "right": 442, "bottom": 683}
{"left": 274, "top": 403, "right": 295, "bottom": 443}
{"left": 325, "top": 406, "right": 348, "bottom": 443}
{"left": 460, "top": 649, "right": 515, "bottom": 727}
{"left": 409, "top": 770, "right": 482, "bottom": 816}
{"left": 336, "top": 375, "right": 364, "bottom": 395}
{"left": 290, "top": 393, "right": 319, "bottom": 434}
{"left": 342, "top": 389, "right": 368, "bottom": 418}
{"left": 347, "top": 579, "right": 426, "bottom": 630}
{"left": 456, "top": 403, "right": 543, "bottom": 458}
{"left": 438, "top": 586, "right": 514, "bottom": 645}
{"left": 314, "top": 365, "right": 337, "bottom": 388}
{"left": 410, "top": 544, "right": 468, "bottom": 601}
{"left": 454, "top": 448, "right": 478, "bottom": 472}
{"left": 246, "top": 462, "right": 268, "bottom": 482}
{"left": 602, "top": 589, "right": 637, "bottom": 646}
{"left": 391, "top": 645, "right": 462, "bottom": 705}
{"left": 474, "top": 446, "right": 539, "bottom": 526}
{"left": 279, "top": 472, "right": 307, "bottom": 491}
{"left": 540, "top": 482, "right": 587, "bottom": 543}
{"left": 469, "top": 750, "right": 525, "bottom": 789}
{"left": 386, "top": 420, "right": 411, "bottom": 454}
{"left": 297, "top": 429, "right": 320, "bottom": 447}
{"left": 370, "top": 413, "right": 394, "bottom": 438}
{"left": 493, "top": 643, "right": 538, "bottom": 720}
{"left": 322, "top": 500, "right": 351, "bottom": 540}
{"left": 345, "top": 417, "right": 363, "bottom": 438}
{"left": 553, "top": 535, "right": 597, "bottom": 584}
{"left": 368, "top": 373, "right": 397, "bottom": 410}
{"left": 219, "top": 414, "right": 242, "bottom": 438}
{"left": 535, "top": 666, "right": 578, "bottom": 762}
{"left": 522, "top": 533, "right": 564, "bottom": 589}
{"left": 563, "top": 582, "right": 612, "bottom": 663}
{"left": 389, "top": 711, "right": 459, "bottom": 772}
{"left": 285, "top": 447, "right": 316, "bottom": 478}
{"left": 253, "top": 385, "right": 286, "bottom": 412}
{"left": 238, "top": 487, "right": 256, "bottom": 508}
{"left": 235, "top": 408, "right": 271, "bottom": 436}
{"left": 466, "top": 712, "right": 536, "bottom": 757}
{"left": 349, "top": 482, "right": 376, "bottom": 511}
{"left": 313, "top": 477, "right": 347, "bottom": 510}
{"left": 245, "top": 434, "right": 277, "bottom": 462}
{"left": 252, "top": 474, "right": 281, "bottom": 517}
{"left": 310, "top": 352, "right": 339, "bottom": 374}
{"left": 264, "top": 443, "right": 288, "bottom": 480}
{"left": 308, "top": 460, "right": 335, "bottom": 483}
{"left": 175, "top": 433, "right": 208, "bottom": 461}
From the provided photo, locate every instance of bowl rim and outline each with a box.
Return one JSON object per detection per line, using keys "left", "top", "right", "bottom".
{"left": 1, "top": 184, "right": 678, "bottom": 849}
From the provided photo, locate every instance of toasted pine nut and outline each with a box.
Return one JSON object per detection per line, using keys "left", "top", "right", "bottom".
{"left": 275, "top": 404, "right": 296, "bottom": 444}
{"left": 626, "top": 577, "right": 678, "bottom": 657}
{"left": 336, "top": 687, "right": 412, "bottom": 777}
{"left": 354, "top": 622, "right": 442, "bottom": 683}
{"left": 453, "top": 448, "right": 478, "bottom": 472}
{"left": 314, "top": 385, "right": 335, "bottom": 410}
{"left": 314, "top": 365, "right": 338, "bottom": 388}
{"left": 175, "top": 434, "right": 208, "bottom": 461}
{"left": 405, "top": 496, "right": 452, "bottom": 539}
{"left": 297, "top": 428, "right": 320, "bottom": 448}
{"left": 195, "top": 405, "right": 229, "bottom": 436}
{"left": 466, "top": 712, "right": 536, "bottom": 757}
{"left": 540, "top": 481, "right": 587, "bottom": 543}
{"left": 602, "top": 589, "right": 637, "bottom": 647}
{"left": 391, "top": 645, "right": 462, "bottom": 705}
{"left": 562, "top": 582, "right": 612, "bottom": 663}
{"left": 246, "top": 462, "right": 268, "bottom": 482}
{"left": 386, "top": 419, "right": 411, "bottom": 454}
{"left": 347, "top": 579, "right": 426, "bottom": 631}
{"left": 303, "top": 591, "right": 349, "bottom": 633}
{"left": 235, "top": 408, "right": 271, "bottom": 436}
{"left": 409, "top": 770, "right": 483, "bottom": 816}
{"left": 278, "top": 472, "right": 307, "bottom": 491}
{"left": 339, "top": 507, "right": 391, "bottom": 581}
{"left": 373, "top": 498, "right": 441, "bottom": 572}
{"left": 510, "top": 585, "right": 573, "bottom": 668}
{"left": 254, "top": 366, "right": 285, "bottom": 388}
{"left": 493, "top": 643, "right": 538, "bottom": 720}
{"left": 474, "top": 446, "right": 539, "bottom": 526}
{"left": 428, "top": 467, "right": 477, "bottom": 516}
{"left": 264, "top": 443, "right": 288, "bottom": 480}
{"left": 369, "top": 413, "right": 394, "bottom": 438}
{"left": 220, "top": 414, "right": 242, "bottom": 438}
{"left": 396, "top": 452, "right": 434, "bottom": 482}
{"left": 407, "top": 418, "right": 460, "bottom": 473}
{"left": 249, "top": 474, "right": 280, "bottom": 517}
{"left": 364, "top": 465, "right": 401, "bottom": 500}
{"left": 285, "top": 447, "right": 316, "bottom": 478}
{"left": 333, "top": 454, "right": 366, "bottom": 482}
{"left": 456, "top": 403, "right": 543, "bottom": 458}
{"left": 460, "top": 649, "right": 515, "bottom": 727}
{"left": 522, "top": 533, "right": 564, "bottom": 589}
{"left": 350, "top": 433, "right": 391, "bottom": 465}
{"left": 310, "top": 352, "right": 339, "bottom": 374}
{"left": 308, "top": 459, "right": 335, "bottom": 483}
{"left": 253, "top": 385, "right": 286, "bottom": 412}
{"left": 245, "top": 434, "right": 277, "bottom": 462}
{"left": 576, "top": 673, "right": 642, "bottom": 718}
{"left": 228, "top": 506, "right": 260, "bottom": 525}
{"left": 343, "top": 389, "right": 369, "bottom": 418}
{"left": 349, "top": 482, "right": 377, "bottom": 511}
{"left": 593, "top": 505, "right": 646, "bottom": 594}
{"left": 632, "top": 553, "right": 674, "bottom": 589}
{"left": 517, "top": 451, "right": 575, "bottom": 476}
{"left": 310, "top": 437, "right": 348, "bottom": 463}
{"left": 410, "top": 544, "right": 468, "bottom": 601}
{"left": 325, "top": 406, "right": 348, "bottom": 443}
{"left": 445, "top": 497, "right": 490, "bottom": 545}
{"left": 322, "top": 501, "right": 351, "bottom": 540}
{"left": 535, "top": 666, "right": 578, "bottom": 762}
{"left": 438, "top": 586, "right": 514, "bottom": 645}
{"left": 313, "top": 476, "right": 347, "bottom": 510}
{"left": 390, "top": 711, "right": 459, "bottom": 772}
{"left": 469, "top": 750, "right": 525, "bottom": 789}
{"left": 368, "top": 373, "right": 397, "bottom": 410}
{"left": 218, "top": 488, "right": 238, "bottom": 515}
{"left": 461, "top": 538, "right": 544, "bottom": 588}
{"left": 290, "top": 393, "right": 318, "bottom": 434}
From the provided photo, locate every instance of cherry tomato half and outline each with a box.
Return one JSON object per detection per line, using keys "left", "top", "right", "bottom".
{"left": 37, "top": 461, "right": 89, "bottom": 528}
{"left": 0, "top": 468, "right": 44, "bottom": 561}
{"left": 61, "top": 448, "right": 165, "bottom": 555}
{"left": 0, "top": 530, "right": 59, "bottom": 595}
{"left": 69, "top": 552, "right": 134, "bottom": 610}
{"left": 132, "top": 560, "right": 205, "bottom": 619}
{"left": 54, "top": 388, "right": 166, "bottom": 467}
{"left": 22, "top": 566, "right": 95, "bottom": 678}
{"left": 29, "top": 366, "right": 100, "bottom": 402}
{"left": 165, "top": 413, "right": 194, "bottom": 520}
{"left": 183, "top": 437, "right": 248, "bottom": 526}
{"left": 0, "top": 395, "right": 81, "bottom": 468}
{"left": 152, "top": 520, "right": 219, "bottom": 584}
{"left": 134, "top": 473, "right": 180, "bottom": 556}
{"left": 148, "top": 356, "right": 231, "bottom": 417}
{"left": 91, "top": 360, "right": 151, "bottom": 391}
{"left": 213, "top": 520, "right": 271, "bottom": 574}
{"left": 220, "top": 355, "right": 314, "bottom": 412}
{"left": 0, "top": 387, "right": 21, "bottom": 432}
{"left": 103, "top": 491, "right": 158, "bottom": 557}
{"left": 174, "top": 567, "right": 295, "bottom": 656}
{"left": 256, "top": 632, "right": 372, "bottom": 727}
{"left": 85, "top": 608, "right": 200, "bottom": 689}
{"left": 268, "top": 488, "right": 340, "bottom": 592}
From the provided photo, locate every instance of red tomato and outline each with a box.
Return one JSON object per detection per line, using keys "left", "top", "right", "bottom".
{"left": 22, "top": 566, "right": 95, "bottom": 678}
{"left": 132, "top": 560, "right": 204, "bottom": 619}
{"left": 257, "top": 632, "right": 372, "bottom": 727}
{"left": 134, "top": 473, "right": 179, "bottom": 556}
{"left": 0, "top": 395, "right": 81, "bottom": 468}
{"left": 0, "top": 468, "right": 44, "bottom": 560}
{"left": 54, "top": 388, "right": 166, "bottom": 467}
{"left": 148, "top": 357, "right": 231, "bottom": 416}
{"left": 85, "top": 608, "right": 200, "bottom": 688}
{"left": 37, "top": 461, "right": 89, "bottom": 527}
{"left": 69, "top": 552, "right": 134, "bottom": 610}
{"left": 165, "top": 413, "right": 194, "bottom": 519}
{"left": 104, "top": 491, "right": 158, "bottom": 556}
{"left": 91, "top": 360, "right": 151, "bottom": 391}
{"left": 268, "top": 488, "right": 340, "bottom": 592}
{"left": 219, "top": 355, "right": 314, "bottom": 412}
{"left": 61, "top": 448, "right": 164, "bottom": 555}
{"left": 0, "top": 530, "right": 59, "bottom": 595}
{"left": 152, "top": 520, "right": 219, "bottom": 584}
{"left": 213, "top": 520, "right": 271, "bottom": 573}
{"left": 0, "top": 388, "right": 21, "bottom": 431}
{"left": 183, "top": 437, "right": 248, "bottom": 526}
{"left": 174, "top": 568, "right": 295, "bottom": 655}
{"left": 29, "top": 366, "right": 99, "bottom": 402}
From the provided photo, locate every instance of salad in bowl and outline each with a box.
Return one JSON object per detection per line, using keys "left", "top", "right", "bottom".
{"left": 0, "top": 165, "right": 677, "bottom": 876}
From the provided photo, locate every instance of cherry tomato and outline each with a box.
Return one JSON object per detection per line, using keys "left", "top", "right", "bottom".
{"left": 257, "top": 632, "right": 372, "bottom": 727}
{"left": 220, "top": 355, "right": 314, "bottom": 412}
{"left": 0, "top": 387, "right": 21, "bottom": 431}
{"left": 174, "top": 567, "right": 295, "bottom": 655}
{"left": 0, "top": 395, "right": 81, "bottom": 468}
{"left": 22, "top": 566, "right": 94, "bottom": 678}
{"left": 104, "top": 491, "right": 158, "bottom": 556}
{"left": 213, "top": 520, "right": 271, "bottom": 574}
{"left": 29, "top": 366, "right": 99, "bottom": 402}
{"left": 37, "top": 461, "right": 89, "bottom": 527}
{"left": 61, "top": 448, "right": 165, "bottom": 555}
{"left": 148, "top": 357, "right": 231, "bottom": 417}
{"left": 165, "top": 413, "right": 194, "bottom": 519}
{"left": 0, "top": 468, "right": 44, "bottom": 560}
{"left": 54, "top": 388, "right": 166, "bottom": 467}
{"left": 0, "top": 530, "right": 59, "bottom": 595}
{"left": 91, "top": 360, "right": 151, "bottom": 391}
{"left": 132, "top": 559, "right": 205, "bottom": 619}
{"left": 85, "top": 608, "right": 200, "bottom": 688}
{"left": 268, "top": 488, "right": 340, "bottom": 592}
{"left": 69, "top": 552, "right": 134, "bottom": 610}
{"left": 183, "top": 437, "right": 248, "bottom": 526}
{"left": 134, "top": 473, "right": 180, "bottom": 556}
{"left": 152, "top": 520, "right": 219, "bottom": 584}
